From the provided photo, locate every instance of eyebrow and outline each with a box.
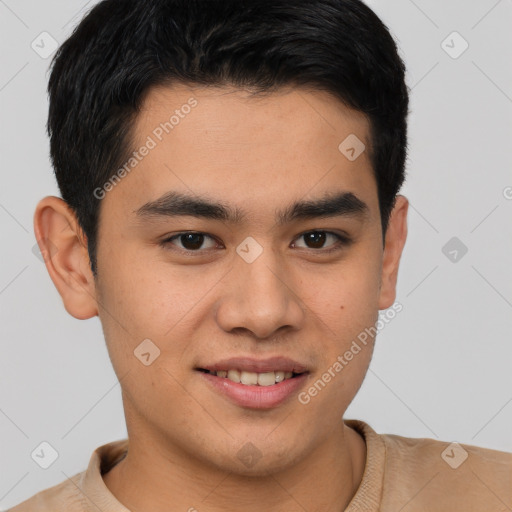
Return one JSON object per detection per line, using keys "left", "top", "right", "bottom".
{"left": 134, "top": 190, "right": 370, "bottom": 226}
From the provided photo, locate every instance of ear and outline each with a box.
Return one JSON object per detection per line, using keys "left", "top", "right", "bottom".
{"left": 33, "top": 196, "right": 98, "bottom": 319}
{"left": 378, "top": 194, "right": 408, "bottom": 309}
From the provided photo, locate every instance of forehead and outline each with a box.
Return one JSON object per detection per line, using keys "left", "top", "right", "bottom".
{"left": 103, "top": 83, "right": 378, "bottom": 226}
{"left": 135, "top": 83, "right": 370, "bottom": 151}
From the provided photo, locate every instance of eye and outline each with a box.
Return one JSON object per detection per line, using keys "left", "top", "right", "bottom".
{"left": 161, "top": 232, "right": 219, "bottom": 253}
{"left": 160, "top": 230, "right": 352, "bottom": 255}
{"left": 292, "top": 231, "right": 351, "bottom": 253}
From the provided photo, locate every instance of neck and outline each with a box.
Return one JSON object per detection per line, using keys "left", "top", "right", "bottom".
{"left": 102, "top": 420, "right": 366, "bottom": 512}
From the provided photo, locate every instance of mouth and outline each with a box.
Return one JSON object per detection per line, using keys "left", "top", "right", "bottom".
{"left": 195, "top": 367, "right": 310, "bottom": 409}
{"left": 194, "top": 356, "right": 310, "bottom": 408}
{"left": 196, "top": 368, "right": 308, "bottom": 386}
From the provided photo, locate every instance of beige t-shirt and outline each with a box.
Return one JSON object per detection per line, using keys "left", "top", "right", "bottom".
{"left": 8, "top": 419, "right": 512, "bottom": 511}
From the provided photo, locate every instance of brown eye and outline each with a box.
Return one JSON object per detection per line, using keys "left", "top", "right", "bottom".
{"left": 293, "top": 231, "right": 351, "bottom": 252}
{"left": 161, "top": 232, "right": 218, "bottom": 252}
{"left": 303, "top": 232, "right": 328, "bottom": 249}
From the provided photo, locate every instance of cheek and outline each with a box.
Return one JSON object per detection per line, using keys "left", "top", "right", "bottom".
{"left": 311, "top": 250, "right": 381, "bottom": 327}
{"left": 97, "top": 251, "right": 216, "bottom": 372}
{"left": 98, "top": 244, "right": 179, "bottom": 328}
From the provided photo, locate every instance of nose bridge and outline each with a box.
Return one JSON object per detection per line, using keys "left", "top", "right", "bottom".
{"left": 246, "top": 250, "right": 285, "bottom": 298}
{"left": 216, "top": 239, "right": 305, "bottom": 338}
{"left": 238, "top": 240, "right": 289, "bottom": 308}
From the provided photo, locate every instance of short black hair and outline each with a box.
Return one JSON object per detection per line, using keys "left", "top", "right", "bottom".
{"left": 47, "top": 0, "right": 409, "bottom": 276}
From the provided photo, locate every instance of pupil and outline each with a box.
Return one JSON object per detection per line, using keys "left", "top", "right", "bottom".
{"left": 182, "top": 233, "right": 203, "bottom": 250}
{"left": 180, "top": 232, "right": 326, "bottom": 251}
{"left": 306, "top": 232, "right": 325, "bottom": 249}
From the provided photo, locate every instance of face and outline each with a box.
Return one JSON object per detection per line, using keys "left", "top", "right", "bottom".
{"left": 41, "top": 84, "right": 408, "bottom": 476}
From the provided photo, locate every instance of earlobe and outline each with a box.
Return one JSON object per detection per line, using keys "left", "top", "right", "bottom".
{"left": 33, "top": 196, "right": 99, "bottom": 320}
{"left": 378, "top": 194, "right": 408, "bottom": 310}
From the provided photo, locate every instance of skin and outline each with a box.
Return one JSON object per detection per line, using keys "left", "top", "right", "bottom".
{"left": 34, "top": 84, "right": 408, "bottom": 512}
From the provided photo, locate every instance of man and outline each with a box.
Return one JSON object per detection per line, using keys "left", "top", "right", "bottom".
{"left": 10, "top": 0, "right": 511, "bottom": 510}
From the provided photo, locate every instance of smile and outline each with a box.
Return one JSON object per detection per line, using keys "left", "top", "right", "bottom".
{"left": 197, "top": 368, "right": 303, "bottom": 386}
{"left": 196, "top": 369, "right": 309, "bottom": 409}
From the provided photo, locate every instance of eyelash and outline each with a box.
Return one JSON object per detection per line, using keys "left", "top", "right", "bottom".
{"left": 159, "top": 230, "right": 352, "bottom": 256}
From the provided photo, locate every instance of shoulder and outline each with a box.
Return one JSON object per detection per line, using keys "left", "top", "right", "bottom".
{"left": 380, "top": 430, "right": 512, "bottom": 511}
{"left": 7, "top": 438, "right": 129, "bottom": 512}
{"left": 7, "top": 471, "right": 88, "bottom": 512}
{"left": 347, "top": 419, "right": 511, "bottom": 511}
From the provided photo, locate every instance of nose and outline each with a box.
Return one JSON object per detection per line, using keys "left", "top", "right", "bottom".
{"left": 214, "top": 245, "right": 306, "bottom": 340}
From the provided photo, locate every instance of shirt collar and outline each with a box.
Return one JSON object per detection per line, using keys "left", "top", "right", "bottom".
{"left": 76, "top": 419, "right": 384, "bottom": 511}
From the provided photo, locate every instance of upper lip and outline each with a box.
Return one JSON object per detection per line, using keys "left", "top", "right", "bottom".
{"left": 197, "top": 356, "right": 309, "bottom": 374}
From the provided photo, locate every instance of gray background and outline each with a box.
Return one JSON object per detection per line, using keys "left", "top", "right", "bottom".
{"left": 1, "top": 0, "right": 511, "bottom": 508}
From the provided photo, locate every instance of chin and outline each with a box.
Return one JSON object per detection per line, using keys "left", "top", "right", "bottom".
{"left": 213, "top": 440, "right": 300, "bottom": 477}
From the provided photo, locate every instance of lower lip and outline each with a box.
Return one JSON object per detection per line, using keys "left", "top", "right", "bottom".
{"left": 197, "top": 371, "right": 309, "bottom": 409}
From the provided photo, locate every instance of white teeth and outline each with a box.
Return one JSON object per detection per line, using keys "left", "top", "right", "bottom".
{"left": 258, "top": 372, "right": 277, "bottom": 386}
{"left": 227, "top": 369, "right": 241, "bottom": 383}
{"left": 274, "top": 371, "right": 285, "bottom": 383}
{"left": 209, "top": 369, "right": 298, "bottom": 386}
{"left": 240, "top": 371, "right": 258, "bottom": 385}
